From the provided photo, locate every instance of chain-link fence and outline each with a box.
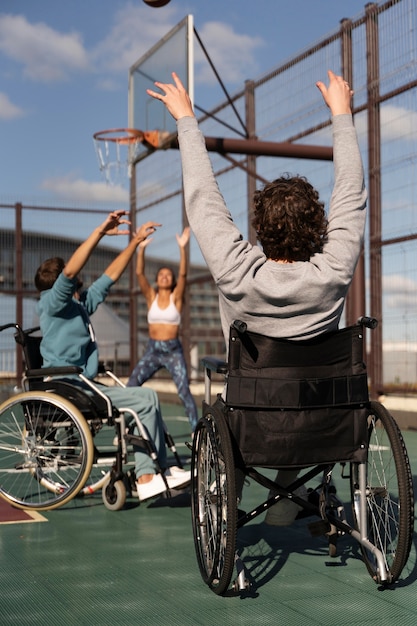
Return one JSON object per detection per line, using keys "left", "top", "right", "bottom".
{"left": 2, "top": 0, "right": 417, "bottom": 395}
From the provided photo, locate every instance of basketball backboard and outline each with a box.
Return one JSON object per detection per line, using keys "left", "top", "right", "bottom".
{"left": 128, "top": 14, "right": 194, "bottom": 157}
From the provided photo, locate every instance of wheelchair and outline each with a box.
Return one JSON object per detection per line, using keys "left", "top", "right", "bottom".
{"left": 190, "top": 317, "right": 415, "bottom": 595}
{"left": 0, "top": 323, "right": 185, "bottom": 511}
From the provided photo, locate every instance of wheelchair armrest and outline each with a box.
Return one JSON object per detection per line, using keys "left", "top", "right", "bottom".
{"left": 25, "top": 365, "right": 82, "bottom": 378}
{"left": 202, "top": 356, "right": 228, "bottom": 375}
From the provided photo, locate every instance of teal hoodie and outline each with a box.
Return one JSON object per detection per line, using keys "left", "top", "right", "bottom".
{"left": 36, "top": 271, "right": 114, "bottom": 379}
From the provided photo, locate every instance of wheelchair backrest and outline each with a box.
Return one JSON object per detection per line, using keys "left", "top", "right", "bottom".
{"left": 14, "top": 326, "right": 43, "bottom": 370}
{"left": 224, "top": 321, "right": 371, "bottom": 468}
{"left": 226, "top": 322, "right": 369, "bottom": 410}
{"left": 14, "top": 325, "right": 111, "bottom": 419}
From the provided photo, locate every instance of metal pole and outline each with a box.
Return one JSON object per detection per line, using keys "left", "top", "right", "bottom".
{"left": 181, "top": 188, "right": 192, "bottom": 376}
{"left": 168, "top": 135, "right": 332, "bottom": 161}
{"left": 129, "top": 164, "right": 138, "bottom": 372}
{"left": 366, "top": 2, "right": 383, "bottom": 397}
{"left": 245, "top": 80, "right": 257, "bottom": 246}
{"left": 15, "top": 202, "right": 23, "bottom": 381}
{"left": 341, "top": 18, "right": 366, "bottom": 328}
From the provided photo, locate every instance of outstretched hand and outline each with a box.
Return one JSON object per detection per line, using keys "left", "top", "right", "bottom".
{"left": 135, "top": 221, "right": 162, "bottom": 245}
{"left": 146, "top": 72, "right": 195, "bottom": 121}
{"left": 139, "top": 237, "right": 153, "bottom": 250}
{"left": 316, "top": 70, "right": 353, "bottom": 116}
{"left": 99, "top": 210, "right": 131, "bottom": 236}
{"left": 176, "top": 226, "right": 191, "bottom": 248}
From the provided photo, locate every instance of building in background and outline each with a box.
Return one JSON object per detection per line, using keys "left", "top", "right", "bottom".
{"left": 0, "top": 228, "right": 224, "bottom": 378}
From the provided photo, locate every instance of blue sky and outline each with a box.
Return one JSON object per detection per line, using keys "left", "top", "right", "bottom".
{"left": 0, "top": 0, "right": 378, "bottom": 208}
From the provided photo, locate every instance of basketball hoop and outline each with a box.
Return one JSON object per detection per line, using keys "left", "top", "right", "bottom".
{"left": 93, "top": 128, "right": 145, "bottom": 186}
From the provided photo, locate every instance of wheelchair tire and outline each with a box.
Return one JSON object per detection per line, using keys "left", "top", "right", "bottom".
{"left": 0, "top": 391, "right": 94, "bottom": 510}
{"left": 350, "top": 401, "right": 414, "bottom": 583}
{"left": 102, "top": 476, "right": 126, "bottom": 511}
{"left": 191, "top": 405, "right": 237, "bottom": 595}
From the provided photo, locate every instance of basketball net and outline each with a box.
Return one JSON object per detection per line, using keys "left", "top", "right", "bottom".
{"left": 93, "top": 128, "right": 144, "bottom": 186}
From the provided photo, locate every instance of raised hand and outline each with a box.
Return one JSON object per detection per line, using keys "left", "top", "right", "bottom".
{"left": 135, "top": 221, "right": 162, "bottom": 245}
{"left": 99, "top": 210, "right": 131, "bottom": 236}
{"left": 316, "top": 70, "right": 353, "bottom": 116}
{"left": 176, "top": 226, "right": 191, "bottom": 249}
{"left": 146, "top": 72, "right": 195, "bottom": 121}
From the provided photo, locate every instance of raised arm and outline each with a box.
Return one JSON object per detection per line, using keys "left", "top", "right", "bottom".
{"left": 104, "top": 221, "right": 161, "bottom": 283}
{"left": 173, "top": 226, "right": 190, "bottom": 305}
{"left": 64, "top": 210, "right": 130, "bottom": 279}
{"left": 135, "top": 238, "right": 155, "bottom": 306}
{"left": 317, "top": 70, "right": 366, "bottom": 275}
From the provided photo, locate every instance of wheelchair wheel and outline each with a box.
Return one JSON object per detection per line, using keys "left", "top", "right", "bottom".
{"left": 102, "top": 476, "right": 127, "bottom": 511}
{"left": 78, "top": 427, "right": 135, "bottom": 502}
{"left": 0, "top": 391, "right": 94, "bottom": 510}
{"left": 350, "top": 401, "right": 414, "bottom": 583}
{"left": 191, "top": 405, "right": 237, "bottom": 595}
{"left": 78, "top": 426, "right": 119, "bottom": 498}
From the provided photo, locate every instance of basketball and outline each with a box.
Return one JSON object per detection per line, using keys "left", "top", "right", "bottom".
{"left": 143, "top": 0, "right": 171, "bottom": 7}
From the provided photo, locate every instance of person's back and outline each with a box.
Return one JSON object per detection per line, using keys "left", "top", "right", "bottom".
{"left": 146, "top": 70, "right": 366, "bottom": 345}
{"left": 36, "top": 265, "right": 111, "bottom": 379}
{"left": 147, "top": 69, "right": 366, "bottom": 524}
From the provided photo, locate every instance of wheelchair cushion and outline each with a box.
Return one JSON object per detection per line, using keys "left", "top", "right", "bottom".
{"left": 29, "top": 379, "right": 112, "bottom": 420}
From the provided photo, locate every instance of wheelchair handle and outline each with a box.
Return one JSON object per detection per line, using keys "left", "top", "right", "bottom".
{"left": 0, "top": 323, "right": 20, "bottom": 333}
{"left": 232, "top": 320, "right": 247, "bottom": 334}
{"left": 357, "top": 316, "right": 378, "bottom": 330}
{"left": 231, "top": 317, "right": 378, "bottom": 335}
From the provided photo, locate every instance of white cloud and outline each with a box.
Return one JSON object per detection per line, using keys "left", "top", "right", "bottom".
{"left": 91, "top": 4, "right": 178, "bottom": 75}
{"left": 0, "top": 14, "right": 90, "bottom": 82}
{"left": 381, "top": 104, "right": 417, "bottom": 141}
{"left": 0, "top": 92, "right": 25, "bottom": 119}
{"left": 194, "top": 21, "right": 264, "bottom": 85}
{"left": 92, "top": 6, "right": 264, "bottom": 88}
{"left": 0, "top": 8, "right": 264, "bottom": 91}
{"left": 41, "top": 175, "right": 128, "bottom": 203}
{"left": 383, "top": 274, "right": 417, "bottom": 294}
{"left": 383, "top": 273, "right": 417, "bottom": 309}
{"left": 354, "top": 105, "right": 417, "bottom": 142}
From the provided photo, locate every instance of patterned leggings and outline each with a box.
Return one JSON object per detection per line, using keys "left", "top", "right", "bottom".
{"left": 127, "top": 338, "right": 198, "bottom": 431}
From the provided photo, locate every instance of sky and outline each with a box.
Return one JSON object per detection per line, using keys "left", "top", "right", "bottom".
{"left": 0, "top": 0, "right": 380, "bottom": 210}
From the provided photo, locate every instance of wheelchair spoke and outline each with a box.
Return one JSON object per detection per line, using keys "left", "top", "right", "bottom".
{"left": 191, "top": 407, "right": 237, "bottom": 595}
{"left": 0, "top": 392, "right": 93, "bottom": 510}
{"left": 351, "top": 402, "right": 414, "bottom": 583}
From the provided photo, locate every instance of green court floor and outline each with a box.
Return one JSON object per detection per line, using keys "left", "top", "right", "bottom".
{"left": 0, "top": 404, "right": 416, "bottom": 626}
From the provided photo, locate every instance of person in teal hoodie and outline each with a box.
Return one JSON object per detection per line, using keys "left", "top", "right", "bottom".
{"left": 34, "top": 210, "right": 191, "bottom": 501}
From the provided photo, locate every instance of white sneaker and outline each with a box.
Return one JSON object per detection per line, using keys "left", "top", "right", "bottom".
{"left": 136, "top": 468, "right": 191, "bottom": 502}
{"left": 136, "top": 474, "right": 167, "bottom": 502}
{"left": 164, "top": 466, "right": 191, "bottom": 490}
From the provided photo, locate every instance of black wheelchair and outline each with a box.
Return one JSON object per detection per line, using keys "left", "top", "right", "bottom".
{"left": 190, "top": 317, "right": 415, "bottom": 594}
{"left": 0, "top": 323, "right": 185, "bottom": 511}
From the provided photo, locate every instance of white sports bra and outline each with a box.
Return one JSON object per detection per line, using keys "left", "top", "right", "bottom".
{"left": 147, "top": 294, "right": 181, "bottom": 326}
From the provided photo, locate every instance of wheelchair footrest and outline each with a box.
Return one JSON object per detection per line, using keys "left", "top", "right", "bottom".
{"left": 125, "top": 433, "right": 144, "bottom": 445}
{"left": 307, "top": 519, "right": 331, "bottom": 537}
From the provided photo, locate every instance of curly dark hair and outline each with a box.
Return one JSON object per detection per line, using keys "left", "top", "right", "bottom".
{"left": 34, "top": 257, "right": 65, "bottom": 292}
{"left": 251, "top": 174, "right": 328, "bottom": 262}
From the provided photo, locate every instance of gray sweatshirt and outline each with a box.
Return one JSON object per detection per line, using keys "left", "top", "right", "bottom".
{"left": 177, "top": 114, "right": 367, "bottom": 343}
